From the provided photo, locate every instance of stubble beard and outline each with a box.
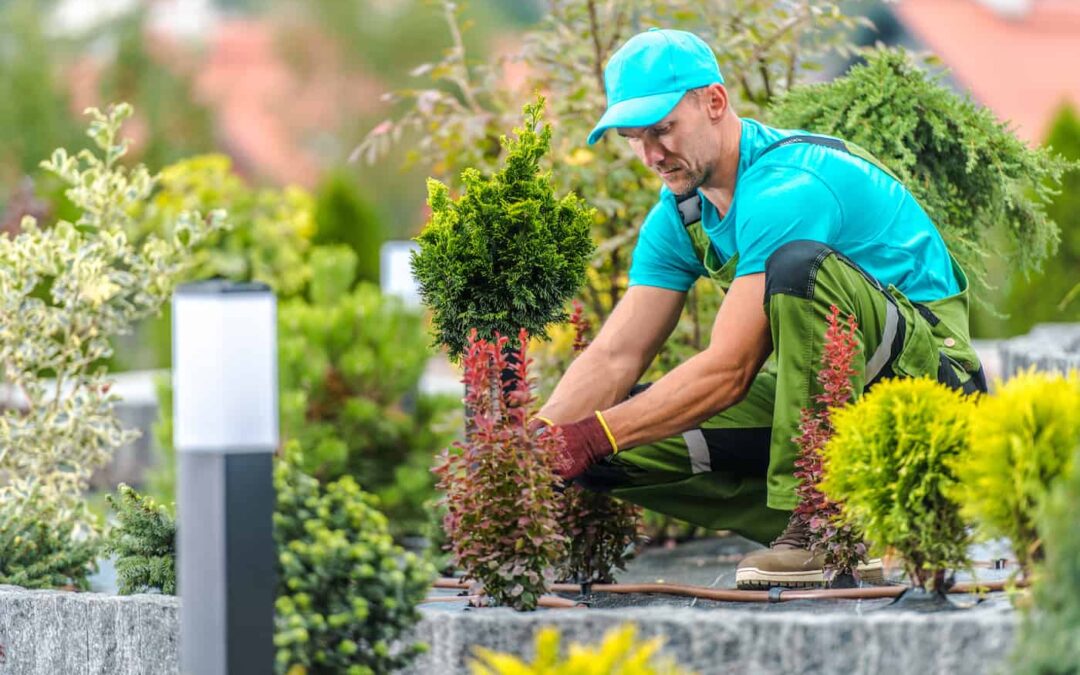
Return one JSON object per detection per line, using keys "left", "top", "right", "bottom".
{"left": 669, "top": 165, "right": 710, "bottom": 200}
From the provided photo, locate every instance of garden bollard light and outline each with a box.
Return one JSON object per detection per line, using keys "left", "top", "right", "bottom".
{"left": 173, "top": 281, "right": 277, "bottom": 675}
{"left": 380, "top": 240, "right": 421, "bottom": 308}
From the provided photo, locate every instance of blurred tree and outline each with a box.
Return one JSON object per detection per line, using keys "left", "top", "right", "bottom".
{"left": 313, "top": 170, "right": 384, "bottom": 286}
{"left": 1004, "top": 102, "right": 1080, "bottom": 332}
{"left": 96, "top": 8, "right": 217, "bottom": 170}
{"left": 0, "top": 0, "right": 84, "bottom": 208}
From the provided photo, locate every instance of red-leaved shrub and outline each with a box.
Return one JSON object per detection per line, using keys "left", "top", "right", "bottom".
{"left": 792, "top": 304, "right": 866, "bottom": 580}
{"left": 432, "top": 329, "right": 567, "bottom": 610}
{"left": 557, "top": 300, "right": 642, "bottom": 584}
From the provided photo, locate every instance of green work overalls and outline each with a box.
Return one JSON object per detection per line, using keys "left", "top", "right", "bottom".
{"left": 577, "top": 136, "right": 987, "bottom": 543}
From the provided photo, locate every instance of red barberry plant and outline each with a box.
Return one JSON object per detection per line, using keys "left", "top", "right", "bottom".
{"left": 568, "top": 300, "right": 592, "bottom": 354}
{"left": 557, "top": 300, "right": 643, "bottom": 584}
{"left": 433, "top": 328, "right": 567, "bottom": 610}
{"left": 792, "top": 304, "right": 866, "bottom": 580}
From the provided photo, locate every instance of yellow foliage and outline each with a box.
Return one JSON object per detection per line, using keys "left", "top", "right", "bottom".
{"left": 952, "top": 369, "right": 1080, "bottom": 574}
{"left": 469, "top": 624, "right": 694, "bottom": 675}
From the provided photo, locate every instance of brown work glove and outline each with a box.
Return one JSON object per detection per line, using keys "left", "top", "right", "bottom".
{"left": 545, "top": 414, "right": 615, "bottom": 480}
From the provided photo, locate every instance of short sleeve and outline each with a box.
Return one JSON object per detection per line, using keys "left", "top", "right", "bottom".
{"left": 734, "top": 165, "right": 844, "bottom": 277}
{"left": 628, "top": 198, "right": 707, "bottom": 292}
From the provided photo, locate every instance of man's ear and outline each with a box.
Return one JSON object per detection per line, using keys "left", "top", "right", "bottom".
{"left": 705, "top": 83, "right": 729, "bottom": 121}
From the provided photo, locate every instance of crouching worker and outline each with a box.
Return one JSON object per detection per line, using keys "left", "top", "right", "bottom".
{"left": 535, "top": 28, "right": 985, "bottom": 589}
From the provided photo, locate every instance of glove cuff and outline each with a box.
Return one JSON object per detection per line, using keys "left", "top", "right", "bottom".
{"left": 593, "top": 410, "right": 619, "bottom": 454}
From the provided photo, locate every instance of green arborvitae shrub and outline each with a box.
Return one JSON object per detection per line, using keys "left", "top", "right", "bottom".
{"left": 279, "top": 245, "right": 455, "bottom": 536}
{"left": 313, "top": 170, "right": 384, "bottom": 286}
{"left": 1012, "top": 446, "right": 1080, "bottom": 674}
{"left": 433, "top": 330, "right": 567, "bottom": 610}
{"left": 0, "top": 488, "right": 98, "bottom": 590}
{"left": 274, "top": 445, "right": 434, "bottom": 675}
{"left": 412, "top": 96, "right": 594, "bottom": 360}
{"left": 105, "top": 484, "right": 177, "bottom": 595}
{"left": 470, "top": 624, "right": 692, "bottom": 675}
{"left": 820, "top": 378, "right": 973, "bottom": 591}
{"left": 1006, "top": 102, "right": 1080, "bottom": 330}
{"left": 769, "top": 48, "right": 1073, "bottom": 292}
{"left": 952, "top": 370, "right": 1080, "bottom": 577}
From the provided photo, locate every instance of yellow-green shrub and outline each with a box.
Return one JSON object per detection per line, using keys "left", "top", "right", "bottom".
{"left": 952, "top": 370, "right": 1080, "bottom": 576}
{"left": 1012, "top": 447, "right": 1080, "bottom": 674}
{"left": 470, "top": 624, "right": 693, "bottom": 675}
{"left": 820, "top": 378, "right": 974, "bottom": 590}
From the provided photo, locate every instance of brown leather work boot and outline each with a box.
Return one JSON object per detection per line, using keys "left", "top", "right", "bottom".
{"left": 735, "top": 513, "right": 883, "bottom": 589}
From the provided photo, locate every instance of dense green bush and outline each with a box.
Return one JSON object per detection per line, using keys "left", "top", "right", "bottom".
{"left": 274, "top": 446, "right": 434, "bottom": 674}
{"left": 0, "top": 488, "right": 98, "bottom": 590}
{"left": 952, "top": 371, "right": 1080, "bottom": 577}
{"left": 770, "top": 48, "right": 1073, "bottom": 293}
{"left": 433, "top": 330, "right": 567, "bottom": 610}
{"left": 136, "top": 153, "right": 315, "bottom": 301}
{"left": 279, "top": 245, "right": 455, "bottom": 536}
{"left": 412, "top": 97, "right": 594, "bottom": 360}
{"left": 105, "top": 484, "right": 177, "bottom": 595}
{"left": 1013, "top": 447, "right": 1080, "bottom": 674}
{"left": 820, "top": 378, "right": 973, "bottom": 591}
{"left": 1006, "top": 102, "right": 1080, "bottom": 330}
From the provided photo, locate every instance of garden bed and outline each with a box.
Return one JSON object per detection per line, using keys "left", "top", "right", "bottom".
{"left": 0, "top": 537, "right": 1020, "bottom": 675}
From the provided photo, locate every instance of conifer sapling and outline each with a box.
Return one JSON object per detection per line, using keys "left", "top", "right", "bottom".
{"left": 412, "top": 97, "right": 594, "bottom": 360}
{"left": 105, "top": 484, "right": 177, "bottom": 595}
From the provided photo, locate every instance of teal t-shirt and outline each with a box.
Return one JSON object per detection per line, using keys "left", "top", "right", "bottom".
{"left": 628, "top": 118, "right": 960, "bottom": 302}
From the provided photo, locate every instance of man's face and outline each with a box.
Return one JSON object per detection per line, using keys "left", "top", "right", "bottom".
{"left": 616, "top": 92, "right": 714, "bottom": 197}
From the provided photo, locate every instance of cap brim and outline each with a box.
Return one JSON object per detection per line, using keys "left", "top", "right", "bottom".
{"left": 586, "top": 90, "right": 686, "bottom": 145}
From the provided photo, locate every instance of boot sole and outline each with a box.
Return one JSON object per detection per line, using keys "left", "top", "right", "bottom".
{"left": 735, "top": 559, "right": 884, "bottom": 590}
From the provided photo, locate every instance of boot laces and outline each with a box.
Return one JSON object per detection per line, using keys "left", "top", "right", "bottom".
{"left": 770, "top": 513, "right": 811, "bottom": 550}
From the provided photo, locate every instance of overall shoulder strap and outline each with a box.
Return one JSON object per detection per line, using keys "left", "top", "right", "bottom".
{"left": 759, "top": 134, "right": 901, "bottom": 182}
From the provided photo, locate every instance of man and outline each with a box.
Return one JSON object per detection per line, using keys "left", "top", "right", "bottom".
{"left": 535, "top": 28, "right": 985, "bottom": 589}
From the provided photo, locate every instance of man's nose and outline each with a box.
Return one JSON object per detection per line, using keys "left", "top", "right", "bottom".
{"left": 640, "top": 138, "right": 666, "bottom": 167}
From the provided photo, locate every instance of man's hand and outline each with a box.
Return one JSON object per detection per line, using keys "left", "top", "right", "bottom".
{"left": 534, "top": 414, "right": 615, "bottom": 480}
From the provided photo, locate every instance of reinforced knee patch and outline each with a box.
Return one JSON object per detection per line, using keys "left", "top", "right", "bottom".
{"left": 764, "top": 240, "right": 836, "bottom": 301}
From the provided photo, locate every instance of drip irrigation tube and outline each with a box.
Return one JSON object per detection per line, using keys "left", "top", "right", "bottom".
{"left": 420, "top": 594, "right": 585, "bottom": 608}
{"left": 432, "top": 577, "right": 1021, "bottom": 604}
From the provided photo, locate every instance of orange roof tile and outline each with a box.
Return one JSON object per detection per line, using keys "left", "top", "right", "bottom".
{"left": 893, "top": 0, "right": 1080, "bottom": 144}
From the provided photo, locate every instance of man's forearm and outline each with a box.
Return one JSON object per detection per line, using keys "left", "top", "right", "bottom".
{"left": 601, "top": 348, "right": 762, "bottom": 449}
{"left": 537, "top": 344, "right": 642, "bottom": 424}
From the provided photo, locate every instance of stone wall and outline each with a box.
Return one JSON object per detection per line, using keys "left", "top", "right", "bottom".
{"left": 0, "top": 587, "right": 1018, "bottom": 675}
{"left": 999, "top": 323, "right": 1080, "bottom": 378}
{"left": 0, "top": 587, "right": 177, "bottom": 675}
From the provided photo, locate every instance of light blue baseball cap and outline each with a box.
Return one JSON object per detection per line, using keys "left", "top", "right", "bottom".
{"left": 587, "top": 28, "right": 724, "bottom": 145}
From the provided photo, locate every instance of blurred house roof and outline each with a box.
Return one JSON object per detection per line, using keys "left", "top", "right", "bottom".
{"left": 68, "top": 12, "right": 385, "bottom": 187}
{"left": 893, "top": 0, "right": 1080, "bottom": 143}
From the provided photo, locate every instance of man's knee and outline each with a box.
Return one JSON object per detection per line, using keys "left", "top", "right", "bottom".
{"left": 764, "top": 240, "right": 837, "bottom": 301}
